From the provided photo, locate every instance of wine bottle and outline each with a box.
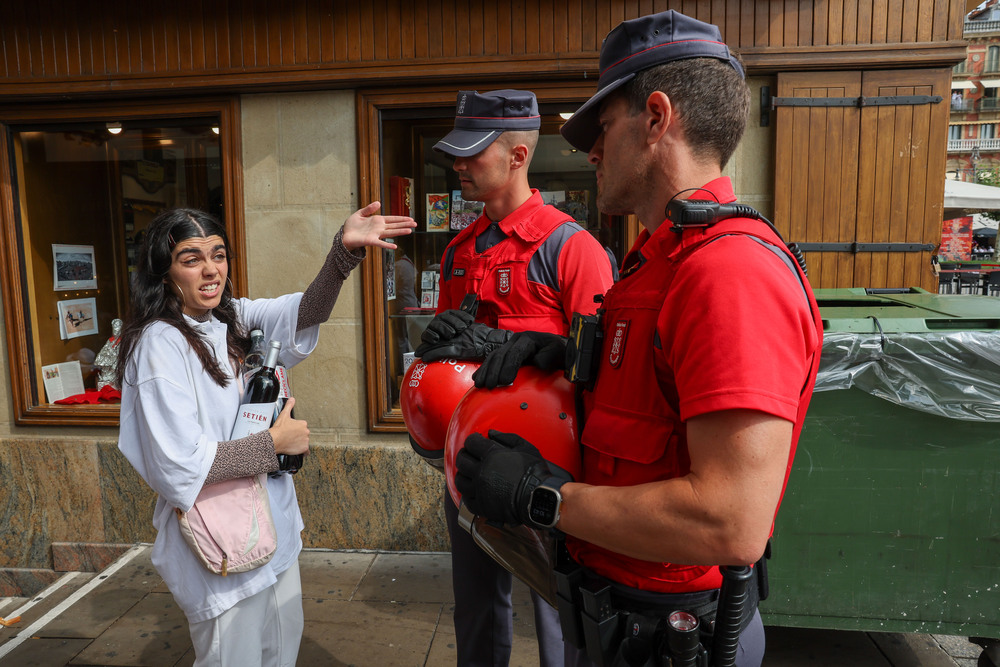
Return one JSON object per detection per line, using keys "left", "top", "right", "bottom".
{"left": 273, "top": 357, "right": 303, "bottom": 475}
{"left": 242, "top": 329, "right": 266, "bottom": 380}
{"left": 230, "top": 340, "right": 282, "bottom": 439}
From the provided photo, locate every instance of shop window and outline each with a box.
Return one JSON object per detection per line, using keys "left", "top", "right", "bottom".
{"left": 0, "top": 100, "right": 244, "bottom": 425}
{"left": 358, "top": 87, "right": 636, "bottom": 432}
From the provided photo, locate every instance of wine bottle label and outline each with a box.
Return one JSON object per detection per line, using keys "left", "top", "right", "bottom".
{"left": 275, "top": 366, "right": 291, "bottom": 399}
{"left": 230, "top": 401, "right": 280, "bottom": 439}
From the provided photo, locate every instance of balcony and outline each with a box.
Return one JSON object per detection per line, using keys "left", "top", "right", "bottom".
{"left": 948, "top": 138, "right": 1000, "bottom": 152}
{"left": 983, "top": 98, "right": 1000, "bottom": 112}
{"left": 965, "top": 19, "right": 1000, "bottom": 34}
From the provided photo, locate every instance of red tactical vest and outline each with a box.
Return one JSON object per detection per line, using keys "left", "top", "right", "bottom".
{"left": 568, "top": 217, "right": 819, "bottom": 594}
{"left": 442, "top": 198, "right": 574, "bottom": 335}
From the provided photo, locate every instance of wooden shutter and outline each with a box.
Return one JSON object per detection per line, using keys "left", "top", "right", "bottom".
{"left": 773, "top": 69, "right": 950, "bottom": 291}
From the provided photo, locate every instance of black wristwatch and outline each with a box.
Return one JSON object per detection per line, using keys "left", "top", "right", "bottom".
{"left": 528, "top": 479, "right": 567, "bottom": 529}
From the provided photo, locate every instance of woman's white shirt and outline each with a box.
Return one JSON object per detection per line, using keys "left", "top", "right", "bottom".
{"left": 118, "top": 293, "right": 318, "bottom": 623}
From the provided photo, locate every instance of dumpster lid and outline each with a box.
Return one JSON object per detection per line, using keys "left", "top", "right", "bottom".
{"left": 815, "top": 287, "right": 1000, "bottom": 333}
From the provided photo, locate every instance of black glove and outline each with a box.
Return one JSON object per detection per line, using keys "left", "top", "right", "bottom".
{"left": 472, "top": 331, "right": 568, "bottom": 388}
{"left": 418, "top": 309, "right": 475, "bottom": 346}
{"left": 414, "top": 314, "right": 512, "bottom": 362}
{"left": 455, "top": 429, "right": 573, "bottom": 528}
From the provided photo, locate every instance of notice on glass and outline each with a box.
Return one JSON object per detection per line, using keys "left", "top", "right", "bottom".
{"left": 41, "top": 360, "right": 85, "bottom": 403}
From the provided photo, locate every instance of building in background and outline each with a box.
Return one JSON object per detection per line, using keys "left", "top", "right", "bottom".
{"left": 946, "top": 2, "right": 1000, "bottom": 263}
{"left": 949, "top": 0, "right": 1000, "bottom": 182}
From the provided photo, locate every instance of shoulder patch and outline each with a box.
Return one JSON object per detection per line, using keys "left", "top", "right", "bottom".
{"left": 608, "top": 320, "right": 629, "bottom": 368}
{"left": 496, "top": 267, "right": 511, "bottom": 295}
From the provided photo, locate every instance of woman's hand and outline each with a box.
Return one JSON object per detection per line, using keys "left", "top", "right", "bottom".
{"left": 341, "top": 202, "right": 416, "bottom": 251}
{"left": 269, "top": 397, "right": 310, "bottom": 456}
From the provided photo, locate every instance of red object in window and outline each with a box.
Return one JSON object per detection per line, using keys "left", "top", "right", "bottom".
{"left": 54, "top": 385, "right": 122, "bottom": 405}
{"left": 389, "top": 176, "right": 414, "bottom": 217}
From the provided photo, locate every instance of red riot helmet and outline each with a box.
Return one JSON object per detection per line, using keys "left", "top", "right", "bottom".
{"left": 444, "top": 367, "right": 582, "bottom": 506}
{"left": 400, "top": 358, "right": 481, "bottom": 470}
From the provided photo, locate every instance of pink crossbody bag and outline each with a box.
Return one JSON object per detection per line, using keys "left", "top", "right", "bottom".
{"left": 175, "top": 473, "right": 277, "bottom": 576}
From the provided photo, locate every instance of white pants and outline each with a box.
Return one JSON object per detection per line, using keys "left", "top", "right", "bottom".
{"left": 189, "top": 561, "right": 303, "bottom": 667}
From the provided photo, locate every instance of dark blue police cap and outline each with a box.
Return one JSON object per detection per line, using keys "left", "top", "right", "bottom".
{"left": 434, "top": 89, "right": 541, "bottom": 157}
{"left": 560, "top": 10, "right": 744, "bottom": 152}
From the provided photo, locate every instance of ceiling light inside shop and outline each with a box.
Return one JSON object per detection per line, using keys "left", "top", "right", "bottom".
{"left": 106, "top": 122, "right": 123, "bottom": 135}
{"left": 559, "top": 112, "right": 574, "bottom": 120}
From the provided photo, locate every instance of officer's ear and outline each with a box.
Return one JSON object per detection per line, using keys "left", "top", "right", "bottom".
{"left": 509, "top": 142, "right": 529, "bottom": 171}
{"left": 645, "top": 90, "right": 674, "bottom": 146}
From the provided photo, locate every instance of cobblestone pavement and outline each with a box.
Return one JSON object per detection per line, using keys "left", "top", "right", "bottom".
{"left": 0, "top": 545, "right": 988, "bottom": 666}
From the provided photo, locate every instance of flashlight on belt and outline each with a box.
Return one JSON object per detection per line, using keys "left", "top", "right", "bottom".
{"left": 667, "top": 610, "right": 707, "bottom": 667}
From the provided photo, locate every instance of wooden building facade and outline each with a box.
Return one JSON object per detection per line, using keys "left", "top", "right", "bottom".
{"left": 0, "top": 1, "right": 970, "bottom": 572}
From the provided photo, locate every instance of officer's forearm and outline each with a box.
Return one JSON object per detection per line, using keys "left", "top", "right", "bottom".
{"left": 557, "top": 410, "right": 791, "bottom": 566}
{"left": 557, "top": 478, "right": 754, "bottom": 564}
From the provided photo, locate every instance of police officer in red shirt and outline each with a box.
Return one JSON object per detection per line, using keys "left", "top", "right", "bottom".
{"left": 415, "top": 89, "right": 615, "bottom": 666}
{"left": 454, "top": 12, "right": 824, "bottom": 667}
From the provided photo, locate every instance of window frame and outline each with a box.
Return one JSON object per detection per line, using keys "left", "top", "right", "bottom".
{"left": 0, "top": 98, "right": 245, "bottom": 426}
{"left": 357, "top": 83, "right": 637, "bottom": 432}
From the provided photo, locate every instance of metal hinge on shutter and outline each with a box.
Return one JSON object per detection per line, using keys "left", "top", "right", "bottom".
{"left": 771, "top": 95, "right": 942, "bottom": 109}
{"left": 758, "top": 87, "right": 942, "bottom": 125}
{"left": 795, "top": 242, "right": 936, "bottom": 253}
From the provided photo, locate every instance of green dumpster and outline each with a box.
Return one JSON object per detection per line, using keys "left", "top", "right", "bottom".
{"left": 761, "top": 287, "right": 1000, "bottom": 644}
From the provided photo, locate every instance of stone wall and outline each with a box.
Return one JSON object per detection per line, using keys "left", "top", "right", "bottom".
{"left": 0, "top": 436, "right": 448, "bottom": 575}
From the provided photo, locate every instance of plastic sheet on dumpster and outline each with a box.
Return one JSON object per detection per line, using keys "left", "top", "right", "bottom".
{"left": 815, "top": 330, "right": 1000, "bottom": 422}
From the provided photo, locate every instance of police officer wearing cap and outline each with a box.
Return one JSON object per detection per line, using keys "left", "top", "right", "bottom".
{"left": 413, "top": 89, "right": 614, "bottom": 666}
{"left": 453, "top": 12, "right": 824, "bottom": 667}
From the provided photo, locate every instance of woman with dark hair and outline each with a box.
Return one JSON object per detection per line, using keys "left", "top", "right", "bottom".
{"left": 116, "top": 203, "right": 414, "bottom": 666}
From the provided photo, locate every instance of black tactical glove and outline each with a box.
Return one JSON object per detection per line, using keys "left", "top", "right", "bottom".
{"left": 472, "top": 331, "right": 569, "bottom": 388}
{"left": 455, "top": 429, "right": 573, "bottom": 528}
{"left": 414, "top": 312, "right": 513, "bottom": 362}
{"left": 418, "top": 309, "right": 475, "bottom": 346}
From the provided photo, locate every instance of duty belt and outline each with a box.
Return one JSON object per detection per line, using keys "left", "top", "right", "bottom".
{"left": 553, "top": 543, "right": 768, "bottom": 667}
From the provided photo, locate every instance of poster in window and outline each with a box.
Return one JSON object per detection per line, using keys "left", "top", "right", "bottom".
{"left": 52, "top": 244, "right": 98, "bottom": 291}
{"left": 57, "top": 297, "right": 99, "bottom": 340}
{"left": 426, "top": 193, "right": 450, "bottom": 232}
{"left": 450, "top": 191, "right": 485, "bottom": 231}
